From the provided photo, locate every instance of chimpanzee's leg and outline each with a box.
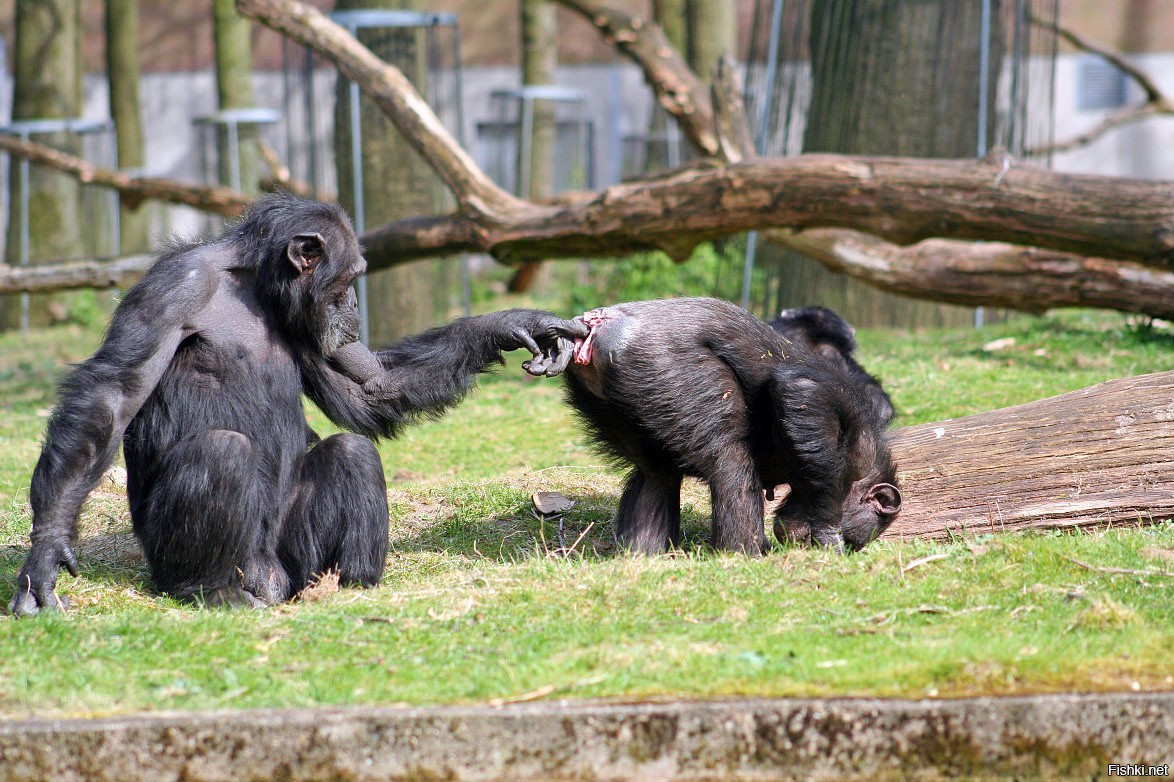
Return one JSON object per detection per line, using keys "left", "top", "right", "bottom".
{"left": 615, "top": 468, "right": 683, "bottom": 554}
{"left": 133, "top": 429, "right": 280, "bottom": 606}
{"left": 278, "top": 433, "right": 389, "bottom": 592}
{"left": 706, "top": 447, "right": 767, "bottom": 554}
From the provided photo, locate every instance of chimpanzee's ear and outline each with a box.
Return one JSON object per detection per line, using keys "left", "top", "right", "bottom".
{"left": 866, "top": 483, "right": 902, "bottom": 516}
{"left": 287, "top": 233, "right": 326, "bottom": 275}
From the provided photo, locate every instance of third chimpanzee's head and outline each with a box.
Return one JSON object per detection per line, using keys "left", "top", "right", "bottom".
{"left": 770, "top": 362, "right": 902, "bottom": 553}
{"left": 243, "top": 194, "right": 368, "bottom": 351}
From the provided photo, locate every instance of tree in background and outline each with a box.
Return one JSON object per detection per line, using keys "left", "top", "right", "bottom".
{"left": 212, "top": 0, "right": 263, "bottom": 197}
{"left": 333, "top": 0, "right": 453, "bottom": 346}
{"left": 508, "top": 0, "right": 558, "bottom": 293}
{"left": 105, "top": 0, "right": 151, "bottom": 254}
{"left": 1, "top": 0, "right": 85, "bottom": 329}
{"left": 770, "top": 0, "right": 1004, "bottom": 327}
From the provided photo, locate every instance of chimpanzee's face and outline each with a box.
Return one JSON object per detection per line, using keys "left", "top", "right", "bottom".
{"left": 840, "top": 475, "right": 902, "bottom": 551}
{"left": 773, "top": 475, "right": 901, "bottom": 553}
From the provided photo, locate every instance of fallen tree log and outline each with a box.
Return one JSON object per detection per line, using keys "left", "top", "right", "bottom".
{"left": 883, "top": 370, "right": 1174, "bottom": 540}
{"left": 0, "top": 255, "right": 154, "bottom": 294}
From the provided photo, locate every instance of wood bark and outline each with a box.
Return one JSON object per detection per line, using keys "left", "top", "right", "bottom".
{"left": 358, "top": 153, "right": 1174, "bottom": 270}
{"left": 509, "top": 0, "right": 559, "bottom": 292}
{"left": 883, "top": 371, "right": 1174, "bottom": 539}
{"left": 2, "top": 0, "right": 85, "bottom": 329}
{"left": 0, "top": 255, "right": 153, "bottom": 294}
{"left": 771, "top": 230, "right": 1174, "bottom": 320}
{"left": 212, "top": 0, "right": 263, "bottom": 195}
{"left": 105, "top": 0, "right": 151, "bottom": 254}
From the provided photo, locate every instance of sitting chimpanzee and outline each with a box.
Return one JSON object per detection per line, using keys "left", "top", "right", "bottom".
{"left": 9, "top": 193, "right": 583, "bottom": 615}
{"left": 563, "top": 298, "right": 900, "bottom": 555}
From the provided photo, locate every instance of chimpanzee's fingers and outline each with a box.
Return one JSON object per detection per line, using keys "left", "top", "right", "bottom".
{"left": 513, "top": 328, "right": 542, "bottom": 357}
{"left": 554, "top": 318, "right": 589, "bottom": 339}
{"left": 544, "top": 338, "right": 575, "bottom": 376}
{"left": 63, "top": 546, "right": 79, "bottom": 577}
{"left": 522, "top": 354, "right": 551, "bottom": 376}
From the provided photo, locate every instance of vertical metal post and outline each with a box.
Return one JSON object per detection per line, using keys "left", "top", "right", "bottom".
{"left": 348, "top": 76, "right": 370, "bottom": 345}
{"left": 974, "top": 0, "right": 993, "bottom": 329}
{"left": 18, "top": 129, "right": 30, "bottom": 331}
{"left": 740, "top": 0, "right": 785, "bottom": 310}
{"left": 453, "top": 24, "right": 472, "bottom": 316}
{"left": 519, "top": 93, "right": 534, "bottom": 199}
{"left": 227, "top": 118, "right": 242, "bottom": 193}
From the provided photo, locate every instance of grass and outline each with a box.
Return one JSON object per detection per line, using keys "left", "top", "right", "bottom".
{"left": 0, "top": 308, "right": 1171, "bottom": 719}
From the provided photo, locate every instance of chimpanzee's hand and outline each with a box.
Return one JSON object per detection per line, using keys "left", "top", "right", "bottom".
{"left": 8, "top": 538, "right": 78, "bottom": 617}
{"left": 489, "top": 309, "right": 588, "bottom": 378}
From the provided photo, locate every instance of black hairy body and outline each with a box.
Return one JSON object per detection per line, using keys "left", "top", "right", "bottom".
{"left": 769, "top": 306, "right": 895, "bottom": 425}
{"left": 10, "top": 194, "right": 581, "bottom": 615}
{"left": 565, "top": 298, "right": 900, "bottom": 555}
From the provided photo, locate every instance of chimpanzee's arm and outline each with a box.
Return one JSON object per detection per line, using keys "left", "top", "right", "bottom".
{"left": 302, "top": 308, "right": 584, "bottom": 439}
{"left": 9, "top": 255, "right": 215, "bottom": 616}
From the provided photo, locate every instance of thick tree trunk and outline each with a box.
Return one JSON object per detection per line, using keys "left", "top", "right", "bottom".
{"left": 334, "top": 0, "right": 450, "bottom": 346}
{"left": 685, "top": 0, "right": 735, "bottom": 90}
{"left": 508, "top": 0, "right": 559, "bottom": 293}
{"left": 1, "top": 0, "right": 85, "bottom": 329}
{"left": 212, "top": 0, "right": 263, "bottom": 195}
{"left": 105, "top": 0, "right": 151, "bottom": 254}
{"left": 884, "top": 371, "right": 1174, "bottom": 539}
{"left": 772, "top": 0, "right": 1003, "bottom": 328}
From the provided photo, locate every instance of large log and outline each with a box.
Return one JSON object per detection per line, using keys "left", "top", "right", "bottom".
{"left": 884, "top": 371, "right": 1174, "bottom": 540}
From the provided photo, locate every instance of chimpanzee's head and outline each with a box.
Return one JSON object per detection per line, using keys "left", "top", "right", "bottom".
{"left": 774, "top": 474, "right": 901, "bottom": 553}
{"left": 244, "top": 194, "right": 368, "bottom": 351}
{"left": 771, "top": 364, "right": 902, "bottom": 553}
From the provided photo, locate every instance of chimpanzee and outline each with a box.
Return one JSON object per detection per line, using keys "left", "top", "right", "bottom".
{"left": 563, "top": 297, "right": 900, "bottom": 555}
{"left": 9, "top": 193, "right": 583, "bottom": 615}
{"left": 769, "top": 306, "right": 895, "bottom": 425}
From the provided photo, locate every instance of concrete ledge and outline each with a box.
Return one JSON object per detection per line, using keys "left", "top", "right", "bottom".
{"left": 1, "top": 693, "right": 1170, "bottom": 781}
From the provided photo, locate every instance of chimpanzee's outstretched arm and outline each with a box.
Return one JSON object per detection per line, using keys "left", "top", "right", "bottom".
{"left": 302, "top": 309, "right": 585, "bottom": 439}
{"left": 9, "top": 255, "right": 215, "bottom": 617}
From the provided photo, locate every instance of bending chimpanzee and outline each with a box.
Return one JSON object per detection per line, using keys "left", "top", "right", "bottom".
{"left": 769, "top": 306, "right": 895, "bottom": 425}
{"left": 563, "top": 298, "right": 900, "bottom": 555}
{"left": 9, "top": 194, "right": 583, "bottom": 615}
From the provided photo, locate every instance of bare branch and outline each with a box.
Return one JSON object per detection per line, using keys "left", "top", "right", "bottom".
{"left": 0, "top": 255, "right": 154, "bottom": 294}
{"left": 1029, "top": 16, "right": 1173, "bottom": 155}
{"left": 360, "top": 154, "right": 1174, "bottom": 270}
{"left": 0, "top": 134, "right": 249, "bottom": 216}
{"left": 769, "top": 229, "right": 1174, "bottom": 319}
{"left": 554, "top": 0, "right": 718, "bottom": 156}
{"left": 236, "top": 0, "right": 526, "bottom": 220}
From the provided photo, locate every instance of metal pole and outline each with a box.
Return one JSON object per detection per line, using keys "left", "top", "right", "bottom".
{"left": 19, "top": 129, "right": 30, "bottom": 331}
{"left": 349, "top": 77, "right": 370, "bottom": 346}
{"left": 453, "top": 24, "right": 472, "bottom": 316}
{"left": 975, "top": 0, "right": 993, "bottom": 329}
{"left": 740, "top": 0, "right": 785, "bottom": 311}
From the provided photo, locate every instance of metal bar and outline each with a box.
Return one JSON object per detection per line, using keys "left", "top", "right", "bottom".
{"left": 741, "top": 0, "right": 786, "bottom": 311}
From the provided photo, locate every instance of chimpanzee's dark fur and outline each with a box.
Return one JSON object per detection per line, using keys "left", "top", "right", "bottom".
{"left": 769, "top": 306, "right": 895, "bottom": 425}
{"left": 9, "top": 193, "right": 581, "bottom": 615}
{"left": 564, "top": 298, "right": 900, "bottom": 555}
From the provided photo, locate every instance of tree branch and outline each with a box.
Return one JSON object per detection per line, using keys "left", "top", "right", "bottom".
{"left": 0, "top": 255, "right": 154, "bottom": 294}
{"left": 770, "top": 229, "right": 1174, "bottom": 319}
{"left": 235, "top": 0, "right": 527, "bottom": 220}
{"left": 360, "top": 154, "right": 1174, "bottom": 270}
{"left": 553, "top": 0, "right": 718, "bottom": 156}
{"left": 1028, "top": 16, "right": 1173, "bottom": 155}
{"left": 0, "top": 134, "right": 250, "bottom": 216}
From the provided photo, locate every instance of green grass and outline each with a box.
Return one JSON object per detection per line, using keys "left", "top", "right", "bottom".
{"left": 0, "top": 309, "right": 1171, "bottom": 718}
